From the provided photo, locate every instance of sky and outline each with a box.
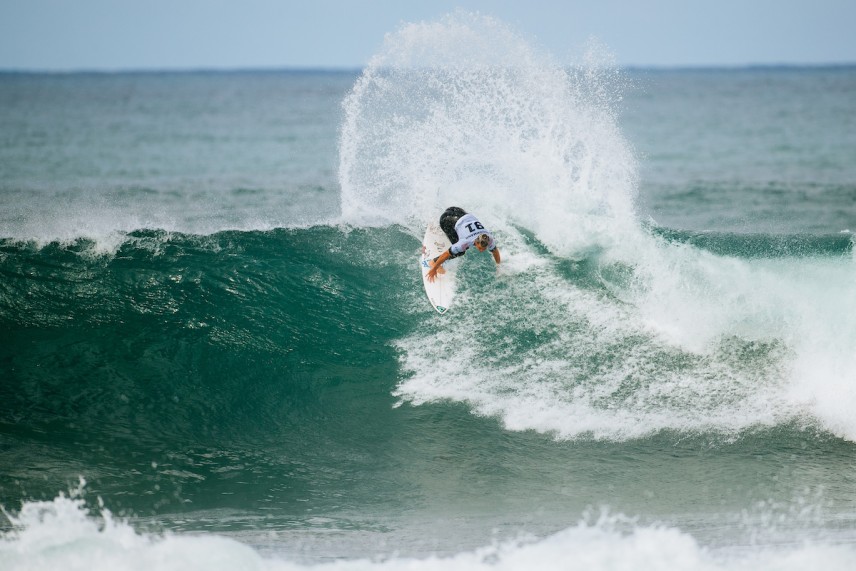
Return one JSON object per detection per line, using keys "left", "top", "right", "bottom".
{"left": 1, "top": 0, "right": 855, "bottom": 71}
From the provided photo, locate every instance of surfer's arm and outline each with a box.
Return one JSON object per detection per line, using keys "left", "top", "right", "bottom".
{"left": 426, "top": 250, "right": 451, "bottom": 282}
{"left": 491, "top": 247, "right": 501, "bottom": 265}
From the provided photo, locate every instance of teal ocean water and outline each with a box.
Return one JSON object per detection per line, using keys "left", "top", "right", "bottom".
{"left": 2, "top": 13, "right": 856, "bottom": 570}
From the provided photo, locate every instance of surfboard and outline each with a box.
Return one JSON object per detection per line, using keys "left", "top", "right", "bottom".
{"left": 420, "top": 223, "right": 456, "bottom": 314}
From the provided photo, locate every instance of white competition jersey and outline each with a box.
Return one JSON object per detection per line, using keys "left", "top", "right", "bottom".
{"left": 450, "top": 213, "right": 496, "bottom": 256}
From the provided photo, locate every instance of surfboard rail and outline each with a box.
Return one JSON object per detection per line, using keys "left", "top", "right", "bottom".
{"left": 420, "top": 223, "right": 456, "bottom": 314}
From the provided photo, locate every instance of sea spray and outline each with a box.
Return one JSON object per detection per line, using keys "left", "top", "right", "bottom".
{"left": 339, "top": 11, "right": 638, "bottom": 254}
{"left": 340, "top": 12, "right": 856, "bottom": 441}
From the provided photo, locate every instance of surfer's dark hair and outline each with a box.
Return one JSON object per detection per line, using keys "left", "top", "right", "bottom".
{"left": 475, "top": 234, "right": 490, "bottom": 249}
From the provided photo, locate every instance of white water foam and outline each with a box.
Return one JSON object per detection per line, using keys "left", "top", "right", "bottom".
{"left": 0, "top": 492, "right": 264, "bottom": 571}
{"left": 339, "top": 12, "right": 856, "bottom": 441}
{"left": 2, "top": 490, "right": 855, "bottom": 571}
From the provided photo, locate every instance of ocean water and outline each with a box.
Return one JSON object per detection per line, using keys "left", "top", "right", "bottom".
{"left": 2, "top": 12, "right": 856, "bottom": 570}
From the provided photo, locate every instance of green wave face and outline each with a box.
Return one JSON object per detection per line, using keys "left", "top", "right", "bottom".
{"left": 2, "top": 225, "right": 855, "bottom": 534}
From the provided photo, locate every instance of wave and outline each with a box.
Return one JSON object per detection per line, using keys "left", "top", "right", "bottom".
{"left": 2, "top": 488, "right": 855, "bottom": 571}
{"left": 651, "top": 227, "right": 854, "bottom": 258}
{"left": 335, "top": 13, "right": 856, "bottom": 441}
{"left": 4, "top": 13, "right": 856, "bottom": 563}
{"left": 3, "top": 13, "right": 855, "bottom": 458}
{"left": 0, "top": 188, "right": 341, "bottom": 255}
{"left": 2, "top": 224, "right": 854, "bottom": 451}
{"left": 394, "top": 225, "right": 856, "bottom": 440}
{"left": 0, "top": 227, "right": 414, "bottom": 454}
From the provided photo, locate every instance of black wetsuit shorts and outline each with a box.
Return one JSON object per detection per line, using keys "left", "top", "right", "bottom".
{"left": 439, "top": 206, "right": 467, "bottom": 246}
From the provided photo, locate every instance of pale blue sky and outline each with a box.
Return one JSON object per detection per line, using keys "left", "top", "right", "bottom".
{"left": 1, "top": 0, "right": 854, "bottom": 71}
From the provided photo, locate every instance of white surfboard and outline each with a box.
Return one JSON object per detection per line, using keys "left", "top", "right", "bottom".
{"left": 420, "top": 223, "right": 456, "bottom": 314}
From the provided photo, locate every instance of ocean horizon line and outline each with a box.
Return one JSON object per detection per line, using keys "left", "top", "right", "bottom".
{"left": 1, "top": 61, "right": 855, "bottom": 76}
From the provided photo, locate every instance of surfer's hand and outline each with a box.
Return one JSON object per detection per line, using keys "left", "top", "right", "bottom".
{"left": 426, "top": 250, "right": 449, "bottom": 283}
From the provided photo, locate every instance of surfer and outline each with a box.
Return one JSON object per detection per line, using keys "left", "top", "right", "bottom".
{"left": 426, "top": 207, "right": 501, "bottom": 282}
